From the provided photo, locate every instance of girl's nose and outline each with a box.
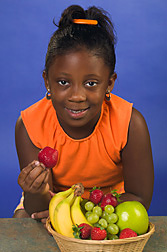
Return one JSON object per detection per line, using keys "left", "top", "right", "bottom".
{"left": 68, "top": 85, "right": 86, "bottom": 102}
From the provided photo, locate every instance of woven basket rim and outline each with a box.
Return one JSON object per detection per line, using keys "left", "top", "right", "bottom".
{"left": 46, "top": 217, "right": 155, "bottom": 245}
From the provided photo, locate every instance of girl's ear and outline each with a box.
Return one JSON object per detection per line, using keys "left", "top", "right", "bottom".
{"left": 107, "top": 72, "right": 117, "bottom": 92}
{"left": 42, "top": 71, "right": 49, "bottom": 90}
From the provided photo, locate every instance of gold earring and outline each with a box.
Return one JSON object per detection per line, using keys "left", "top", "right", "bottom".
{"left": 105, "top": 90, "right": 111, "bottom": 101}
{"left": 45, "top": 89, "right": 51, "bottom": 100}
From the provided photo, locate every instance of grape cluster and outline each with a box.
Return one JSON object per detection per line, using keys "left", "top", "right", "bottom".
{"left": 83, "top": 201, "right": 119, "bottom": 240}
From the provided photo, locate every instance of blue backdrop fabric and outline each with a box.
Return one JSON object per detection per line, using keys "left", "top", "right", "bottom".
{"left": 0, "top": 0, "right": 166, "bottom": 217}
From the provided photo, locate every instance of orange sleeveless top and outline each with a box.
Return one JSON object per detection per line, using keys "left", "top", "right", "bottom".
{"left": 21, "top": 94, "right": 133, "bottom": 198}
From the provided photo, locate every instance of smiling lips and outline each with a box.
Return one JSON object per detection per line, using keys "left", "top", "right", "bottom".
{"left": 65, "top": 107, "right": 89, "bottom": 118}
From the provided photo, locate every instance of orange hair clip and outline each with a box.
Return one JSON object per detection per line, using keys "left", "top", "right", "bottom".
{"left": 73, "top": 19, "right": 98, "bottom": 25}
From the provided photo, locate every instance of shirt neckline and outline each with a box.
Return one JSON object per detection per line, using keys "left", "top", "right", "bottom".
{"left": 53, "top": 101, "right": 105, "bottom": 142}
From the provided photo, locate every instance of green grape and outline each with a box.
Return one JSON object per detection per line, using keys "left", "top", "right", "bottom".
{"left": 80, "top": 198, "right": 88, "bottom": 214}
{"left": 87, "top": 213, "right": 99, "bottom": 224}
{"left": 108, "top": 234, "right": 119, "bottom": 240}
{"left": 93, "top": 206, "right": 102, "bottom": 217}
{"left": 106, "top": 213, "right": 118, "bottom": 224}
{"left": 98, "top": 218, "right": 108, "bottom": 228}
{"left": 107, "top": 223, "right": 119, "bottom": 235}
{"left": 102, "top": 211, "right": 109, "bottom": 220}
{"left": 85, "top": 201, "right": 95, "bottom": 211}
{"left": 104, "top": 205, "right": 114, "bottom": 214}
{"left": 85, "top": 211, "right": 92, "bottom": 218}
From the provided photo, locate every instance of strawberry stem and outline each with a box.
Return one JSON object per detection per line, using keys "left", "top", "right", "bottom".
{"left": 72, "top": 224, "right": 82, "bottom": 239}
{"left": 111, "top": 189, "right": 121, "bottom": 202}
{"left": 89, "top": 186, "right": 101, "bottom": 192}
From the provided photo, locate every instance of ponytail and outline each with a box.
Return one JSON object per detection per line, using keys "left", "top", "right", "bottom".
{"left": 45, "top": 5, "right": 116, "bottom": 76}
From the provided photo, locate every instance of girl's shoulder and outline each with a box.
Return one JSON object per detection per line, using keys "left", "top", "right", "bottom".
{"left": 100, "top": 94, "right": 133, "bottom": 150}
{"left": 106, "top": 94, "right": 133, "bottom": 129}
{"left": 21, "top": 97, "right": 52, "bottom": 116}
{"left": 110, "top": 93, "right": 133, "bottom": 108}
{"left": 129, "top": 107, "right": 149, "bottom": 138}
{"left": 20, "top": 97, "right": 56, "bottom": 149}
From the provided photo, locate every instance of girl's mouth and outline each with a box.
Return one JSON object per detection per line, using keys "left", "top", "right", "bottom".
{"left": 65, "top": 108, "right": 89, "bottom": 118}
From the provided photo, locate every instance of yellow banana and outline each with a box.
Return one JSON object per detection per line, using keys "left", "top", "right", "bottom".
{"left": 49, "top": 187, "right": 74, "bottom": 231}
{"left": 71, "top": 196, "right": 92, "bottom": 226}
{"left": 53, "top": 191, "right": 75, "bottom": 237}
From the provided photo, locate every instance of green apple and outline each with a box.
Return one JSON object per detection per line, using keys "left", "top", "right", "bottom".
{"left": 115, "top": 201, "right": 149, "bottom": 235}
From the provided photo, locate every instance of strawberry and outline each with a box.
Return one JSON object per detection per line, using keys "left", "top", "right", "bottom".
{"left": 73, "top": 223, "right": 92, "bottom": 239}
{"left": 89, "top": 187, "right": 104, "bottom": 204}
{"left": 38, "top": 146, "right": 58, "bottom": 168}
{"left": 91, "top": 227, "right": 107, "bottom": 240}
{"left": 78, "top": 223, "right": 92, "bottom": 239}
{"left": 119, "top": 228, "right": 137, "bottom": 239}
{"left": 101, "top": 190, "right": 120, "bottom": 210}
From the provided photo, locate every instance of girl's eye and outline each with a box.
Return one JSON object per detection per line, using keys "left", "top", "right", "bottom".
{"left": 86, "top": 81, "right": 97, "bottom": 87}
{"left": 58, "top": 80, "right": 69, "bottom": 86}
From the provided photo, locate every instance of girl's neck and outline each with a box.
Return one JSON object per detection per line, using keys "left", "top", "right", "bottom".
{"left": 56, "top": 112, "right": 101, "bottom": 140}
{"left": 63, "top": 125, "right": 95, "bottom": 140}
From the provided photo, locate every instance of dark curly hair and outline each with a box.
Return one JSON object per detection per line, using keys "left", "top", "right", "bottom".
{"left": 44, "top": 5, "right": 117, "bottom": 76}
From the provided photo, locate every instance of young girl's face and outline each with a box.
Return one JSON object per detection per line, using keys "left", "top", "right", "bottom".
{"left": 44, "top": 48, "right": 116, "bottom": 138}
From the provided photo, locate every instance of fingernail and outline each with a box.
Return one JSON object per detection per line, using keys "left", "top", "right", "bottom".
{"left": 34, "top": 161, "right": 40, "bottom": 166}
{"left": 31, "top": 213, "right": 35, "bottom": 219}
{"left": 40, "top": 163, "right": 46, "bottom": 169}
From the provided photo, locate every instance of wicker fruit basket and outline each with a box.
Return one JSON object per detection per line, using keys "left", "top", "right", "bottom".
{"left": 46, "top": 217, "right": 155, "bottom": 252}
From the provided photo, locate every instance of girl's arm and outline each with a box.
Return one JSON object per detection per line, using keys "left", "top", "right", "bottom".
{"left": 121, "top": 108, "right": 154, "bottom": 210}
{"left": 15, "top": 116, "right": 53, "bottom": 216}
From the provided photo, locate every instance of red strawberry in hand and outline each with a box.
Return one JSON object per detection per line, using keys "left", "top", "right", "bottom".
{"left": 91, "top": 227, "right": 107, "bottom": 240}
{"left": 78, "top": 223, "right": 92, "bottom": 239}
{"left": 38, "top": 146, "right": 58, "bottom": 168}
{"left": 119, "top": 228, "right": 137, "bottom": 239}
{"left": 101, "top": 190, "right": 120, "bottom": 210}
{"left": 89, "top": 187, "right": 104, "bottom": 204}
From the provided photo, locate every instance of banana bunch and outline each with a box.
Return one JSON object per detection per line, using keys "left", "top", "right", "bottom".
{"left": 49, "top": 183, "right": 90, "bottom": 238}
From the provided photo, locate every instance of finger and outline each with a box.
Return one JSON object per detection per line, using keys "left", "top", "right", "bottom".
{"left": 43, "top": 170, "right": 50, "bottom": 184}
{"left": 24, "top": 164, "right": 47, "bottom": 187}
{"left": 39, "top": 162, "right": 46, "bottom": 170}
{"left": 48, "top": 190, "right": 56, "bottom": 198}
{"left": 19, "top": 163, "right": 48, "bottom": 192}
{"left": 30, "top": 160, "right": 41, "bottom": 169}
{"left": 41, "top": 218, "right": 47, "bottom": 224}
{"left": 18, "top": 160, "right": 41, "bottom": 185}
{"left": 18, "top": 161, "right": 37, "bottom": 183}
{"left": 31, "top": 210, "right": 49, "bottom": 220}
{"left": 29, "top": 169, "right": 49, "bottom": 192}
{"left": 18, "top": 163, "right": 40, "bottom": 191}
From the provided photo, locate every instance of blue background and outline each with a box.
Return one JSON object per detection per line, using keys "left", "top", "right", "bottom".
{"left": 0, "top": 0, "right": 166, "bottom": 217}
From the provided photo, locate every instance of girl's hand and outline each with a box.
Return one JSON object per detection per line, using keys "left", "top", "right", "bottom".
{"left": 18, "top": 160, "right": 50, "bottom": 194}
{"left": 31, "top": 210, "right": 49, "bottom": 223}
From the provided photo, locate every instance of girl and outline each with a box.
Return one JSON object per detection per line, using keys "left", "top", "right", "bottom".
{"left": 13, "top": 5, "right": 154, "bottom": 227}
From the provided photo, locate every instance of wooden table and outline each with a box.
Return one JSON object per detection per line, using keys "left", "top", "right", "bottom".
{"left": 0, "top": 216, "right": 166, "bottom": 252}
